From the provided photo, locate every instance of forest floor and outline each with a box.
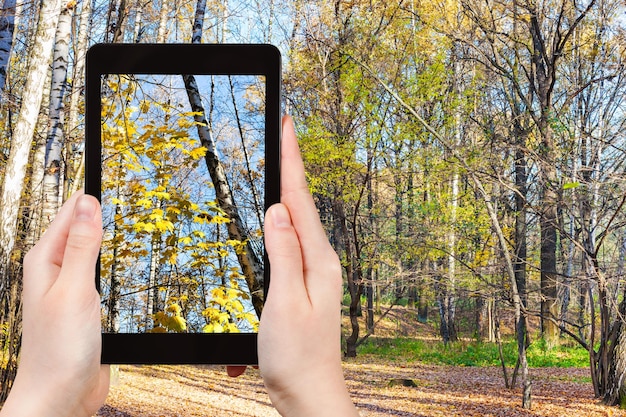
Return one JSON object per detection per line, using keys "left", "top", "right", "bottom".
{"left": 95, "top": 307, "right": 626, "bottom": 416}
{"left": 96, "top": 361, "right": 624, "bottom": 417}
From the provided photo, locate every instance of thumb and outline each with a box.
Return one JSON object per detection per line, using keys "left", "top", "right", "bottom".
{"left": 264, "top": 204, "right": 307, "bottom": 304}
{"left": 57, "top": 194, "right": 102, "bottom": 291}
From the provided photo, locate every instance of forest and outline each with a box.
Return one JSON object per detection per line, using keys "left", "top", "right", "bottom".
{"left": 1, "top": 0, "right": 626, "bottom": 414}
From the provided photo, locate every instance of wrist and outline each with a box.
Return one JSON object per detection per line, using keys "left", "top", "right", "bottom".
{"left": 268, "top": 371, "right": 359, "bottom": 417}
{"left": 1, "top": 375, "right": 88, "bottom": 417}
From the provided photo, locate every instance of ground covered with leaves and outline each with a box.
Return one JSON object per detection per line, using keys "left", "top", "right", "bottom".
{"left": 96, "top": 358, "right": 626, "bottom": 417}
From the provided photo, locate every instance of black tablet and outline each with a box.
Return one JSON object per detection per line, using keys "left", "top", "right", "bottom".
{"left": 85, "top": 44, "right": 281, "bottom": 364}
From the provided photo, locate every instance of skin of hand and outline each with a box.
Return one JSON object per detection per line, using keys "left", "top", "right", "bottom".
{"left": 1, "top": 116, "right": 356, "bottom": 416}
{"left": 256, "top": 116, "right": 359, "bottom": 416}
{"left": 0, "top": 192, "right": 110, "bottom": 417}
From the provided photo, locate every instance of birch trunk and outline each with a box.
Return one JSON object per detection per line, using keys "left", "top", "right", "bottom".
{"left": 132, "top": 2, "right": 142, "bottom": 43}
{"left": 0, "top": 0, "right": 62, "bottom": 268}
{"left": 184, "top": 0, "right": 263, "bottom": 315}
{"left": 41, "top": 3, "right": 73, "bottom": 225}
{"left": 184, "top": 74, "right": 264, "bottom": 315}
{"left": 156, "top": 0, "right": 169, "bottom": 42}
{"left": 0, "top": 0, "right": 16, "bottom": 92}
{"left": 67, "top": 0, "right": 92, "bottom": 196}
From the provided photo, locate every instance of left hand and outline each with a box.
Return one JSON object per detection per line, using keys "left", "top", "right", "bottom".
{"left": 0, "top": 192, "right": 109, "bottom": 417}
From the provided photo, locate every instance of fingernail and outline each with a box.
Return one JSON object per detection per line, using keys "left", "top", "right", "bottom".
{"left": 74, "top": 195, "right": 97, "bottom": 221}
{"left": 270, "top": 204, "right": 292, "bottom": 228}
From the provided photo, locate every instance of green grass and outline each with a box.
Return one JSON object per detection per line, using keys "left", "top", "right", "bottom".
{"left": 358, "top": 337, "right": 590, "bottom": 368}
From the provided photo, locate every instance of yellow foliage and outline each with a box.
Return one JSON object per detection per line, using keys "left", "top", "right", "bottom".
{"left": 152, "top": 304, "right": 187, "bottom": 333}
{"left": 166, "top": 304, "right": 182, "bottom": 315}
{"left": 203, "top": 323, "right": 224, "bottom": 333}
{"left": 149, "top": 326, "right": 167, "bottom": 333}
{"left": 169, "top": 316, "right": 187, "bottom": 332}
{"left": 188, "top": 146, "right": 208, "bottom": 159}
{"left": 179, "top": 236, "right": 193, "bottom": 245}
{"left": 135, "top": 198, "right": 152, "bottom": 209}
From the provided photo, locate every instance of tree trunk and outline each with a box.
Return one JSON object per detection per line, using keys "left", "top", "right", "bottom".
{"left": 106, "top": 198, "right": 123, "bottom": 333}
{"left": 132, "top": 2, "right": 143, "bottom": 43}
{"left": 0, "top": 268, "right": 21, "bottom": 402}
{"left": 0, "top": 0, "right": 62, "bottom": 268}
{"left": 183, "top": 74, "right": 264, "bottom": 316}
{"left": 335, "top": 198, "right": 361, "bottom": 358}
{"left": 603, "top": 292, "right": 626, "bottom": 406}
{"left": 182, "top": 0, "right": 264, "bottom": 315}
{"left": 41, "top": 3, "right": 73, "bottom": 225}
{"left": 145, "top": 232, "right": 161, "bottom": 330}
{"left": 156, "top": 0, "right": 170, "bottom": 42}
{"left": 529, "top": 6, "right": 560, "bottom": 346}
{"left": 0, "top": 0, "right": 16, "bottom": 92}
{"left": 67, "top": 0, "right": 92, "bottom": 196}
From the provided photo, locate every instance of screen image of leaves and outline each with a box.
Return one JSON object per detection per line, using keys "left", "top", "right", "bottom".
{"left": 100, "top": 73, "right": 265, "bottom": 334}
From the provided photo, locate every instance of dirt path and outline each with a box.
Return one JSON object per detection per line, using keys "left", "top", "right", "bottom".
{"left": 96, "top": 357, "right": 625, "bottom": 416}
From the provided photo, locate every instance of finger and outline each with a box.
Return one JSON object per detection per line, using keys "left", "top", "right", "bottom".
{"left": 279, "top": 116, "right": 327, "bottom": 242}
{"left": 279, "top": 116, "right": 341, "bottom": 304}
{"left": 23, "top": 191, "right": 84, "bottom": 297}
{"left": 226, "top": 366, "right": 247, "bottom": 377}
{"left": 264, "top": 203, "right": 308, "bottom": 305}
{"left": 56, "top": 194, "right": 102, "bottom": 292}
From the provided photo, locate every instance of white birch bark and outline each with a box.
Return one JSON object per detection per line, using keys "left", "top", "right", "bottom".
{"left": 0, "top": 0, "right": 16, "bottom": 92}
{"left": 183, "top": 0, "right": 264, "bottom": 314}
{"left": 67, "top": 0, "right": 92, "bottom": 195}
{"left": 132, "top": 2, "right": 142, "bottom": 43}
{"left": 41, "top": 3, "right": 73, "bottom": 226}
{"left": 156, "top": 0, "right": 169, "bottom": 42}
{"left": 184, "top": 74, "right": 264, "bottom": 315}
{"left": 0, "top": 0, "right": 62, "bottom": 268}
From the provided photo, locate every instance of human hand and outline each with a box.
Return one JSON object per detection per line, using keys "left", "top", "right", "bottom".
{"left": 257, "top": 116, "right": 359, "bottom": 416}
{"left": 0, "top": 192, "right": 109, "bottom": 417}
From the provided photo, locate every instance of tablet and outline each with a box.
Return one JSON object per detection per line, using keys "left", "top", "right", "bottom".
{"left": 85, "top": 44, "right": 281, "bottom": 364}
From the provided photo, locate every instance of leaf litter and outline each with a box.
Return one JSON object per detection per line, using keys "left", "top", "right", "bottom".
{"left": 95, "top": 358, "right": 626, "bottom": 416}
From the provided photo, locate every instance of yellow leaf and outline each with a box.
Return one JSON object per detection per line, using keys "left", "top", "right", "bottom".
{"left": 212, "top": 215, "right": 231, "bottom": 224}
{"left": 168, "top": 252, "right": 177, "bottom": 265}
{"left": 168, "top": 316, "right": 187, "bottom": 332}
{"left": 166, "top": 304, "right": 182, "bottom": 315}
{"left": 189, "top": 146, "right": 208, "bottom": 159}
{"left": 149, "top": 326, "right": 167, "bottom": 333}
{"left": 132, "top": 222, "right": 146, "bottom": 232}
{"left": 155, "top": 220, "right": 174, "bottom": 232}
{"left": 225, "top": 323, "right": 240, "bottom": 333}
{"left": 140, "top": 100, "right": 150, "bottom": 113}
{"left": 136, "top": 199, "right": 152, "bottom": 209}
{"left": 231, "top": 300, "right": 244, "bottom": 313}
{"left": 149, "top": 208, "right": 164, "bottom": 220}
{"left": 192, "top": 230, "right": 205, "bottom": 238}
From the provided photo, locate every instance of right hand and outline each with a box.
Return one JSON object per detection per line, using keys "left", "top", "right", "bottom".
{"left": 258, "top": 116, "right": 359, "bottom": 416}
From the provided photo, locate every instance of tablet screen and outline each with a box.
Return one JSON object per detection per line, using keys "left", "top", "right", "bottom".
{"left": 86, "top": 44, "right": 280, "bottom": 364}
{"left": 100, "top": 73, "right": 266, "bottom": 334}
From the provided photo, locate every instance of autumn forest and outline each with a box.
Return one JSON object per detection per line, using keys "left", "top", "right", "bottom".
{"left": 1, "top": 0, "right": 626, "bottom": 414}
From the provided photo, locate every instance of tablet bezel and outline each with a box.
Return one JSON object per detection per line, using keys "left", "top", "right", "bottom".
{"left": 85, "top": 43, "right": 281, "bottom": 364}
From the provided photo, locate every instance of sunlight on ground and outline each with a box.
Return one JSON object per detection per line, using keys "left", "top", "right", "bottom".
{"left": 96, "top": 361, "right": 626, "bottom": 417}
